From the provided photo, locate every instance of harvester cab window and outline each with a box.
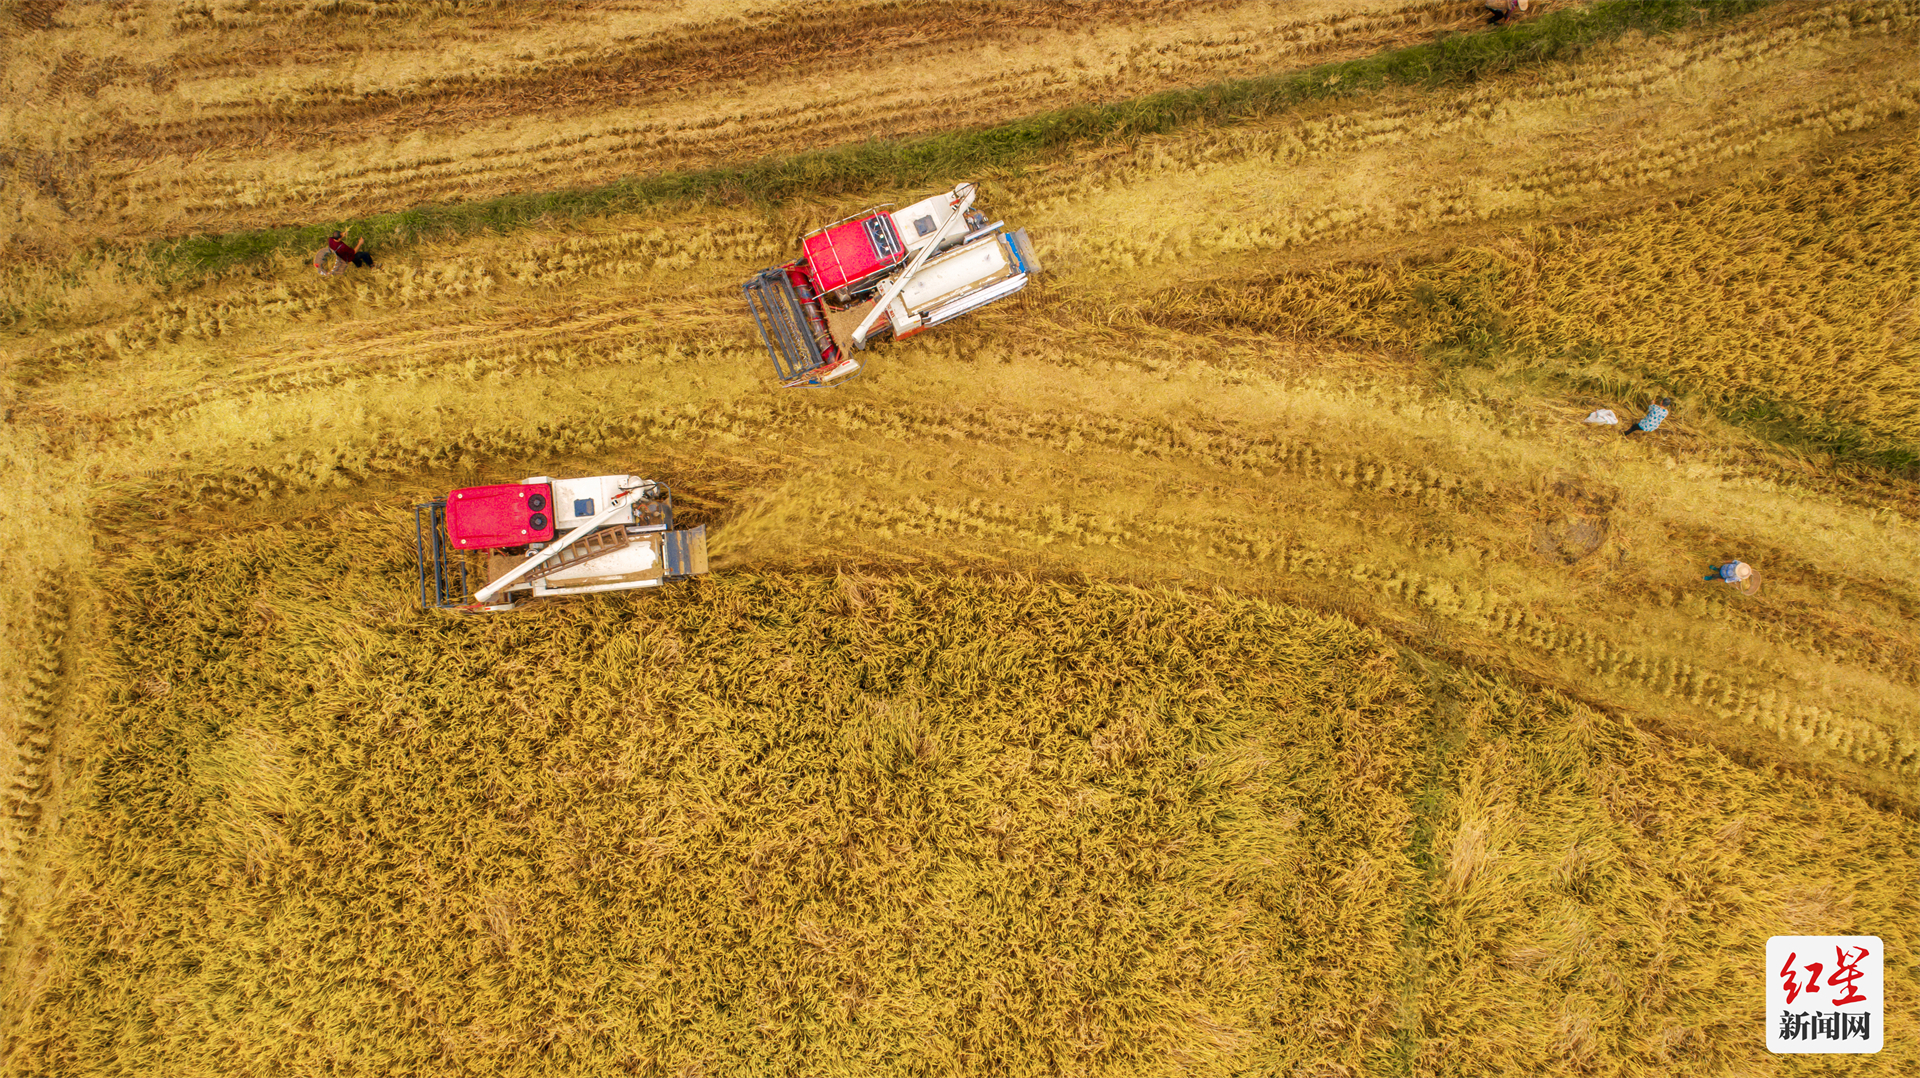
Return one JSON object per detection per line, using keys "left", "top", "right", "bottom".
{"left": 574, "top": 498, "right": 595, "bottom": 517}
{"left": 864, "top": 217, "right": 902, "bottom": 260}
{"left": 913, "top": 215, "right": 936, "bottom": 237}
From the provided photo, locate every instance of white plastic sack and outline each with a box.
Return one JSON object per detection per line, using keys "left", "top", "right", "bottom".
{"left": 1584, "top": 409, "right": 1618, "bottom": 425}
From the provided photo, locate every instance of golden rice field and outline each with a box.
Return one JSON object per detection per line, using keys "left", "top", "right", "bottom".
{"left": 4, "top": 1, "right": 1919, "bottom": 1074}
{"left": 7, "top": 522, "right": 1917, "bottom": 1075}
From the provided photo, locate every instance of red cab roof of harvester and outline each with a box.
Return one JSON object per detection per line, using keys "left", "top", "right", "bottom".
{"left": 801, "top": 214, "right": 906, "bottom": 294}
{"left": 445, "top": 482, "right": 556, "bottom": 549}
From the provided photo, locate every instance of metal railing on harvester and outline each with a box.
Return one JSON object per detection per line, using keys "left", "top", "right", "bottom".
{"left": 742, "top": 269, "right": 833, "bottom": 384}
{"left": 412, "top": 500, "right": 469, "bottom": 609}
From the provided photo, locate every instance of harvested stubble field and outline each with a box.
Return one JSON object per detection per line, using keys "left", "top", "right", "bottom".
{"left": 4, "top": 0, "right": 1920, "bottom": 1074}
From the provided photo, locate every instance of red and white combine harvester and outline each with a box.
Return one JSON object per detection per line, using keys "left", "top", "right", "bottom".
{"left": 743, "top": 182, "right": 1040, "bottom": 388}
{"left": 413, "top": 474, "right": 709, "bottom": 612}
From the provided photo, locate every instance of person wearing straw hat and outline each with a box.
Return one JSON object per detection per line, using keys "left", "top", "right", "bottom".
{"left": 1704, "top": 560, "right": 1760, "bottom": 595}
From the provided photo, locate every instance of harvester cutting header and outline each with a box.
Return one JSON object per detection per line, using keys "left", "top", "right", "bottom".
{"left": 414, "top": 473, "right": 708, "bottom": 612}
{"left": 743, "top": 183, "right": 1039, "bottom": 388}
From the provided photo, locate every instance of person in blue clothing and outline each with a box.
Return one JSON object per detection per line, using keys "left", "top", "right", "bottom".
{"left": 1704, "top": 560, "right": 1760, "bottom": 595}
{"left": 1622, "top": 396, "right": 1674, "bottom": 437}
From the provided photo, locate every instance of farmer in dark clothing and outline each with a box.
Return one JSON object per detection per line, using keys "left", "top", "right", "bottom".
{"left": 1485, "top": 0, "right": 1529, "bottom": 24}
{"left": 327, "top": 231, "right": 373, "bottom": 269}
{"left": 1622, "top": 396, "right": 1673, "bottom": 437}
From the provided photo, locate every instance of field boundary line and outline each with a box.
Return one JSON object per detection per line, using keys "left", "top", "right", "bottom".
{"left": 111, "top": 0, "right": 1778, "bottom": 287}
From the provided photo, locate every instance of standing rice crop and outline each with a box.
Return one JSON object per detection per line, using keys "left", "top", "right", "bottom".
{"left": 8, "top": 513, "right": 1429, "bottom": 1076}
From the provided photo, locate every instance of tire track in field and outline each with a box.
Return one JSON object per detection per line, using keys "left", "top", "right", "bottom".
{"left": 102, "top": 304, "right": 728, "bottom": 438}
{"left": 79, "top": 360, "right": 1920, "bottom": 803}
{"left": 751, "top": 456, "right": 1918, "bottom": 793}
{"left": 1, "top": 577, "right": 69, "bottom": 940}
{"left": 24, "top": 229, "right": 767, "bottom": 377}
{"left": 32, "top": 1, "right": 1476, "bottom": 242}
{"left": 778, "top": 395, "right": 1920, "bottom": 701}
{"left": 95, "top": 1, "right": 1458, "bottom": 162}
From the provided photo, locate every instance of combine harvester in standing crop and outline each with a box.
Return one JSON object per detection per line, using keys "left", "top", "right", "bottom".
{"left": 742, "top": 182, "right": 1040, "bottom": 387}
{"left": 413, "top": 473, "right": 708, "bottom": 612}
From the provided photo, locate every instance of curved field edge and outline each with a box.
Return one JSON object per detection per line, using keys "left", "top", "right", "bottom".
{"left": 8, "top": 0, "right": 1777, "bottom": 292}
{"left": 11, "top": 129, "right": 1917, "bottom": 812}
{"left": 17, "top": 120, "right": 1918, "bottom": 810}
{"left": 7, "top": 136, "right": 1915, "bottom": 813}
{"left": 3, "top": 535, "right": 1913, "bottom": 1076}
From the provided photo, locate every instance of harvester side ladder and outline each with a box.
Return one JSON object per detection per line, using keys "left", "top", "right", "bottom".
{"left": 473, "top": 487, "right": 644, "bottom": 604}
{"left": 520, "top": 526, "right": 634, "bottom": 583}
{"left": 849, "top": 183, "right": 978, "bottom": 349}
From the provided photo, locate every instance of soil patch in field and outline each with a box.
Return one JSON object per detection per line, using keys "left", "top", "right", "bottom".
{"left": 1531, "top": 474, "right": 1615, "bottom": 565}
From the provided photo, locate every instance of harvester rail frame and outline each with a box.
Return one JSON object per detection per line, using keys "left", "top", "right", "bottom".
{"left": 412, "top": 473, "right": 709, "bottom": 613}
{"left": 743, "top": 269, "right": 834, "bottom": 385}
{"left": 743, "top": 181, "right": 1037, "bottom": 388}
{"left": 413, "top": 500, "right": 469, "bottom": 610}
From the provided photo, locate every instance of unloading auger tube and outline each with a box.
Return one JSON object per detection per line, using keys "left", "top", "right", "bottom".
{"left": 470, "top": 481, "right": 657, "bottom": 604}
{"left": 849, "top": 182, "right": 978, "bottom": 350}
